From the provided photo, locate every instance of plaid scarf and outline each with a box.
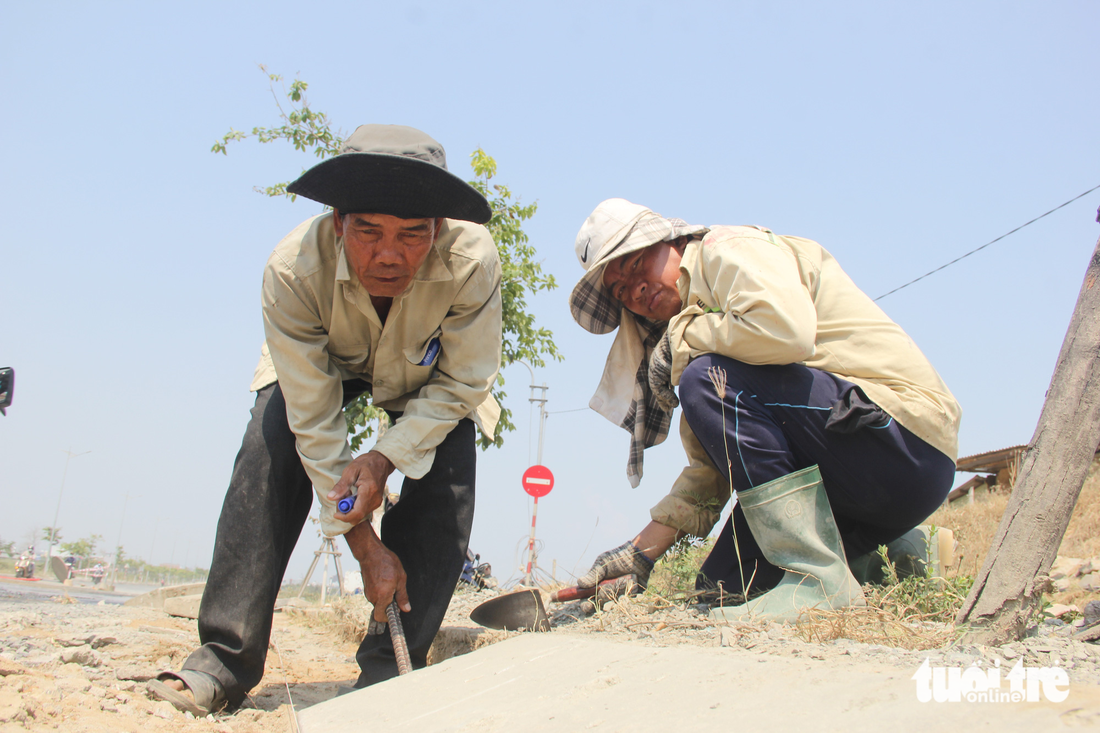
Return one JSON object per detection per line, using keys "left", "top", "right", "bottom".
{"left": 569, "top": 208, "right": 707, "bottom": 487}
{"left": 622, "top": 317, "right": 674, "bottom": 487}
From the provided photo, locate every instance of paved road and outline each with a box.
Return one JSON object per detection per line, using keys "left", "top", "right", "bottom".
{"left": 0, "top": 578, "right": 135, "bottom": 605}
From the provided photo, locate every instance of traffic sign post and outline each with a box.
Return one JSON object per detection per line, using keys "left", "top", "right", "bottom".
{"left": 522, "top": 465, "right": 554, "bottom": 585}
{"left": 516, "top": 361, "right": 552, "bottom": 587}
{"left": 522, "top": 465, "right": 554, "bottom": 497}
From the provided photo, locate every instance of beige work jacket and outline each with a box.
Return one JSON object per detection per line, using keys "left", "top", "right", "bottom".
{"left": 650, "top": 226, "right": 960, "bottom": 537}
{"left": 250, "top": 213, "right": 502, "bottom": 536}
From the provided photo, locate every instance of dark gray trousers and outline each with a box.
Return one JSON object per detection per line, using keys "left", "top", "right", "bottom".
{"left": 182, "top": 382, "right": 475, "bottom": 704}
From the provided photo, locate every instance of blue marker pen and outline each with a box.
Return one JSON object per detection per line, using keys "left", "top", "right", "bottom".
{"left": 418, "top": 337, "right": 441, "bottom": 366}
{"left": 338, "top": 496, "right": 355, "bottom": 514}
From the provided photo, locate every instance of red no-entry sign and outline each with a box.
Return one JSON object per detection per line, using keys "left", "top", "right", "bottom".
{"left": 521, "top": 465, "right": 554, "bottom": 498}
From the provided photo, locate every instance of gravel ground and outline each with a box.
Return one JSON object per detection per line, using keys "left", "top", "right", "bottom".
{"left": 0, "top": 583, "right": 360, "bottom": 732}
{"left": 446, "top": 585, "right": 1100, "bottom": 687}
{"left": 2, "top": 581, "right": 1098, "bottom": 731}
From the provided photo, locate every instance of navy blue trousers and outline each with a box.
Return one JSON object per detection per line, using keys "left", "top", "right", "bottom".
{"left": 677, "top": 354, "right": 955, "bottom": 597}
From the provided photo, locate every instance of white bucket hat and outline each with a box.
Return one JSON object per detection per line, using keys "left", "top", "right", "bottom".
{"left": 569, "top": 198, "right": 708, "bottom": 335}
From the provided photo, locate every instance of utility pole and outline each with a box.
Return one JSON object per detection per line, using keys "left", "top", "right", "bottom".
{"left": 148, "top": 516, "right": 163, "bottom": 570}
{"left": 46, "top": 448, "right": 90, "bottom": 567}
{"left": 111, "top": 492, "right": 135, "bottom": 589}
{"left": 519, "top": 361, "right": 549, "bottom": 586}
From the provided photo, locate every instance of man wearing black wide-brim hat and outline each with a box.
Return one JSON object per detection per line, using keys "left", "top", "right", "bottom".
{"left": 150, "top": 125, "right": 503, "bottom": 715}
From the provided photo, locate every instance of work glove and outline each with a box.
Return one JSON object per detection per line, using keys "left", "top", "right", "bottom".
{"left": 577, "top": 541, "right": 654, "bottom": 592}
{"left": 580, "top": 574, "right": 645, "bottom": 614}
{"left": 648, "top": 331, "right": 678, "bottom": 413}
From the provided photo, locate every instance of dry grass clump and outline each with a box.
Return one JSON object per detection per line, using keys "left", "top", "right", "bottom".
{"left": 794, "top": 549, "right": 972, "bottom": 650}
{"left": 646, "top": 533, "right": 970, "bottom": 650}
{"left": 795, "top": 606, "right": 956, "bottom": 650}
{"left": 281, "top": 595, "right": 373, "bottom": 644}
{"left": 798, "top": 457, "right": 1100, "bottom": 645}
{"left": 328, "top": 595, "right": 374, "bottom": 643}
{"left": 927, "top": 455, "right": 1100, "bottom": 577}
{"left": 927, "top": 491, "right": 1009, "bottom": 578}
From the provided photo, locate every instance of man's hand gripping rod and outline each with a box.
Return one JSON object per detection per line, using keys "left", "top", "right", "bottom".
{"left": 338, "top": 496, "right": 409, "bottom": 675}
{"left": 386, "top": 600, "right": 412, "bottom": 675}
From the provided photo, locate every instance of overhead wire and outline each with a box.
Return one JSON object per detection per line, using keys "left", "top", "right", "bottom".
{"left": 874, "top": 183, "right": 1100, "bottom": 301}
{"left": 523, "top": 187, "right": 1100, "bottom": 421}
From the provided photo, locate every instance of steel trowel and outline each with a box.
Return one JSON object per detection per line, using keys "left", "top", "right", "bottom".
{"left": 469, "top": 589, "right": 551, "bottom": 632}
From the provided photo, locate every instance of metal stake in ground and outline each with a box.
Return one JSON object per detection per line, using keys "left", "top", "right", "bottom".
{"left": 386, "top": 600, "right": 412, "bottom": 675}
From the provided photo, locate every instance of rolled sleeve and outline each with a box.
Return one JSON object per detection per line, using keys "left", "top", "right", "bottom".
{"left": 373, "top": 254, "right": 503, "bottom": 478}
{"left": 649, "top": 415, "right": 729, "bottom": 537}
{"left": 262, "top": 252, "right": 355, "bottom": 537}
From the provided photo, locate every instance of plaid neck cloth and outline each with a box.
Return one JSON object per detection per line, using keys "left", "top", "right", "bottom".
{"left": 623, "top": 316, "right": 675, "bottom": 486}
{"left": 571, "top": 212, "right": 707, "bottom": 486}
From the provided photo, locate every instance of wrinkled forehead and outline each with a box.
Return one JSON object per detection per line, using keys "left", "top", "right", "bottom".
{"left": 343, "top": 212, "right": 437, "bottom": 228}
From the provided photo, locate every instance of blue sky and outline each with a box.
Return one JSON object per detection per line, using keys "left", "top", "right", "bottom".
{"left": 2, "top": 1, "right": 1098, "bottom": 586}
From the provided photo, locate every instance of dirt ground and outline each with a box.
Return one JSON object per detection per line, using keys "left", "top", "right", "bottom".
{"left": 2, "top": 577, "right": 1100, "bottom": 732}
{"left": 0, "top": 584, "right": 361, "bottom": 732}
{"left": 6, "top": 468, "right": 1100, "bottom": 732}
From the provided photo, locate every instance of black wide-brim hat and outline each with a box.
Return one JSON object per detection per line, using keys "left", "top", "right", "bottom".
{"left": 286, "top": 124, "right": 492, "bottom": 224}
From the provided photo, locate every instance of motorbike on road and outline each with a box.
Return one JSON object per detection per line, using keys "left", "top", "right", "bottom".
{"left": 14, "top": 553, "right": 35, "bottom": 579}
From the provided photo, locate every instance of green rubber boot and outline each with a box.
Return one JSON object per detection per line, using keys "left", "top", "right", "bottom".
{"left": 848, "top": 527, "right": 932, "bottom": 586}
{"left": 709, "top": 465, "right": 865, "bottom": 623}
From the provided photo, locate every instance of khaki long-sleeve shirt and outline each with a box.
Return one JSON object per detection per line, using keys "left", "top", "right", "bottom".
{"left": 250, "top": 213, "right": 502, "bottom": 536}
{"left": 648, "top": 225, "right": 960, "bottom": 537}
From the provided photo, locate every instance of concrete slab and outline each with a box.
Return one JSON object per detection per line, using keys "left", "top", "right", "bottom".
{"left": 162, "top": 594, "right": 202, "bottom": 619}
{"left": 123, "top": 583, "right": 205, "bottom": 609}
{"left": 427, "top": 625, "right": 512, "bottom": 666}
{"left": 297, "top": 633, "right": 1100, "bottom": 732}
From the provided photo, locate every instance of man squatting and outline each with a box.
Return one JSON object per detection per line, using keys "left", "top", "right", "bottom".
{"left": 570, "top": 199, "right": 960, "bottom": 621}
{"left": 149, "top": 125, "right": 503, "bottom": 713}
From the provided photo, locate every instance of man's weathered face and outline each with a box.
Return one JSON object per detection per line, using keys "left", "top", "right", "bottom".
{"left": 601, "top": 241, "right": 685, "bottom": 322}
{"left": 334, "top": 212, "right": 440, "bottom": 298}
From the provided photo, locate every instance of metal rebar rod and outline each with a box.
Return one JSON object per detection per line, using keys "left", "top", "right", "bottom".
{"left": 386, "top": 601, "right": 412, "bottom": 675}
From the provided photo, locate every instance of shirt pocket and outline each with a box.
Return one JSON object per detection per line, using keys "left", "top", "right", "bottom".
{"left": 328, "top": 341, "right": 371, "bottom": 372}
{"left": 403, "top": 328, "right": 443, "bottom": 371}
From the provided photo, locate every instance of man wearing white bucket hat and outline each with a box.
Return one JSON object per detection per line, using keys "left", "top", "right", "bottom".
{"left": 150, "top": 125, "right": 503, "bottom": 714}
{"left": 570, "top": 198, "right": 960, "bottom": 622}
